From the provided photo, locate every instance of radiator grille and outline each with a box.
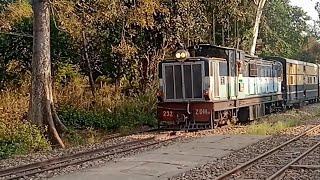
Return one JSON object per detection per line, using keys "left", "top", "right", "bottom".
{"left": 164, "top": 63, "right": 203, "bottom": 100}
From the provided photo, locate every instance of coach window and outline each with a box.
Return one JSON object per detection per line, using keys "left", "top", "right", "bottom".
{"left": 242, "top": 62, "right": 249, "bottom": 77}
{"left": 265, "top": 66, "right": 268, "bottom": 77}
{"left": 277, "top": 65, "right": 282, "bottom": 77}
{"left": 289, "top": 76, "right": 294, "bottom": 85}
{"left": 260, "top": 66, "right": 265, "bottom": 77}
{"left": 272, "top": 67, "right": 276, "bottom": 77}
{"left": 219, "top": 62, "right": 228, "bottom": 76}
{"left": 210, "top": 62, "right": 214, "bottom": 76}
{"left": 249, "top": 63, "right": 257, "bottom": 77}
{"left": 269, "top": 66, "right": 272, "bottom": 77}
{"left": 258, "top": 65, "right": 262, "bottom": 77}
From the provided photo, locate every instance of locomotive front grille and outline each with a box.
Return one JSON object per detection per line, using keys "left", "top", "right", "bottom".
{"left": 163, "top": 62, "right": 204, "bottom": 100}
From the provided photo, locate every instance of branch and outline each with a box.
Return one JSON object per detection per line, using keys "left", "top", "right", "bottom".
{"left": 49, "top": 1, "right": 69, "bottom": 33}
{"left": 0, "top": 31, "right": 33, "bottom": 38}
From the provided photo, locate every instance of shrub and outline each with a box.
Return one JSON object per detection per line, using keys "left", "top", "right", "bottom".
{"left": 0, "top": 90, "right": 50, "bottom": 159}
{"left": 59, "top": 92, "right": 157, "bottom": 132}
{"left": 0, "top": 121, "right": 50, "bottom": 159}
{"left": 244, "top": 108, "right": 317, "bottom": 135}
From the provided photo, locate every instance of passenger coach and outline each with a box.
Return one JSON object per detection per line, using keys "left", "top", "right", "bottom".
{"left": 266, "top": 57, "right": 320, "bottom": 107}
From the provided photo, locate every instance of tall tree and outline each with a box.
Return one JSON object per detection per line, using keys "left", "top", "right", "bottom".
{"left": 29, "top": 0, "right": 66, "bottom": 148}
{"left": 260, "top": 0, "right": 309, "bottom": 58}
{"left": 250, "top": 0, "right": 267, "bottom": 55}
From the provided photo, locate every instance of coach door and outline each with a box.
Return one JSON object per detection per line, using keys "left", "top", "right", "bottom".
{"left": 288, "top": 63, "right": 297, "bottom": 101}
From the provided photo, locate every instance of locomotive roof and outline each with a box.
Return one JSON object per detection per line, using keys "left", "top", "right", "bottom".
{"left": 187, "top": 44, "right": 249, "bottom": 60}
{"left": 188, "top": 44, "right": 246, "bottom": 53}
{"left": 161, "top": 57, "right": 225, "bottom": 63}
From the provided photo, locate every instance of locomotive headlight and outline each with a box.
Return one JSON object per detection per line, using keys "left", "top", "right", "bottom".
{"left": 180, "top": 52, "right": 186, "bottom": 58}
{"left": 175, "top": 50, "right": 190, "bottom": 61}
{"left": 175, "top": 52, "right": 181, "bottom": 59}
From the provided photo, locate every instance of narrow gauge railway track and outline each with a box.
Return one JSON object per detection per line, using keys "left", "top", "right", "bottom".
{"left": 215, "top": 124, "right": 320, "bottom": 180}
{"left": 0, "top": 136, "right": 179, "bottom": 180}
{"left": 102, "top": 127, "right": 160, "bottom": 140}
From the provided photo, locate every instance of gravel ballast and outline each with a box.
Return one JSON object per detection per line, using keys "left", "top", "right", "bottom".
{"left": 171, "top": 113, "right": 320, "bottom": 180}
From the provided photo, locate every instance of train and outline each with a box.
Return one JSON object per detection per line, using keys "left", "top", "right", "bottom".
{"left": 156, "top": 44, "right": 319, "bottom": 130}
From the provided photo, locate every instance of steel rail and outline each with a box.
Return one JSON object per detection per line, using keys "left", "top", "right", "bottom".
{"left": 215, "top": 124, "right": 320, "bottom": 180}
{"left": 8, "top": 136, "right": 179, "bottom": 180}
{"left": 104, "top": 127, "right": 160, "bottom": 140}
{"left": 0, "top": 137, "right": 155, "bottom": 179}
{"left": 3, "top": 136, "right": 179, "bottom": 180}
{"left": 290, "top": 165, "right": 320, "bottom": 170}
{"left": 267, "top": 141, "right": 320, "bottom": 180}
{"left": 0, "top": 127, "right": 162, "bottom": 178}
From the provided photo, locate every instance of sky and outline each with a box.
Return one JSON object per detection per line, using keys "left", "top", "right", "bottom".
{"left": 290, "top": 0, "right": 319, "bottom": 21}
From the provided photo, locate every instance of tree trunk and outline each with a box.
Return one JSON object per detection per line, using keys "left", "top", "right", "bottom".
{"left": 82, "top": 31, "right": 96, "bottom": 98}
{"left": 29, "top": 0, "right": 66, "bottom": 148}
{"left": 250, "top": 0, "right": 267, "bottom": 56}
{"left": 212, "top": 8, "right": 216, "bottom": 45}
{"left": 222, "top": 22, "right": 225, "bottom": 46}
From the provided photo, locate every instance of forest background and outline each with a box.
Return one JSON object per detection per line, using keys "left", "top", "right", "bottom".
{"left": 1, "top": 0, "right": 320, "bottom": 158}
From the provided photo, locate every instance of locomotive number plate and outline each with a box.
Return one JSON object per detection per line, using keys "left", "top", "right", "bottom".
{"left": 162, "top": 111, "right": 174, "bottom": 117}
{"left": 195, "top": 109, "right": 210, "bottom": 115}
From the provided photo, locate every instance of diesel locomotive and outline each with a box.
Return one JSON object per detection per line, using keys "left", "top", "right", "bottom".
{"left": 156, "top": 44, "right": 319, "bottom": 130}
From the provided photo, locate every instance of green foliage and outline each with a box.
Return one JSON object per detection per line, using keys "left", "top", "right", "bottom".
{"left": 55, "top": 63, "right": 83, "bottom": 86}
{"left": 64, "top": 129, "right": 85, "bottom": 146}
{"left": 0, "top": 0, "right": 32, "bottom": 30}
{"left": 59, "top": 92, "right": 157, "bottom": 131}
{"left": 1, "top": 0, "right": 318, "bottom": 92}
{"left": 244, "top": 108, "right": 317, "bottom": 135}
{"left": 246, "top": 119, "right": 301, "bottom": 135}
{"left": 296, "top": 36, "right": 320, "bottom": 63}
{"left": 260, "top": 0, "right": 310, "bottom": 58}
{"left": 0, "top": 90, "right": 50, "bottom": 159}
{"left": 0, "top": 121, "right": 50, "bottom": 159}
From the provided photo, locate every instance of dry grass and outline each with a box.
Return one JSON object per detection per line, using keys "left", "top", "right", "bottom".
{"left": 0, "top": 87, "right": 50, "bottom": 159}
{"left": 0, "top": 89, "right": 29, "bottom": 123}
{"left": 0, "top": 74, "right": 157, "bottom": 155}
{"left": 242, "top": 106, "right": 320, "bottom": 135}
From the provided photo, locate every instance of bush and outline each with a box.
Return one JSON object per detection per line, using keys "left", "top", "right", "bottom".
{"left": 0, "top": 90, "right": 50, "bottom": 159}
{"left": 244, "top": 108, "right": 317, "bottom": 135}
{"left": 59, "top": 92, "right": 157, "bottom": 132}
{"left": 0, "top": 121, "right": 50, "bottom": 159}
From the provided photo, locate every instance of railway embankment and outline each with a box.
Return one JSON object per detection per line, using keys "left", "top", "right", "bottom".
{"left": 172, "top": 104, "right": 320, "bottom": 180}
{"left": 0, "top": 104, "right": 319, "bottom": 179}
